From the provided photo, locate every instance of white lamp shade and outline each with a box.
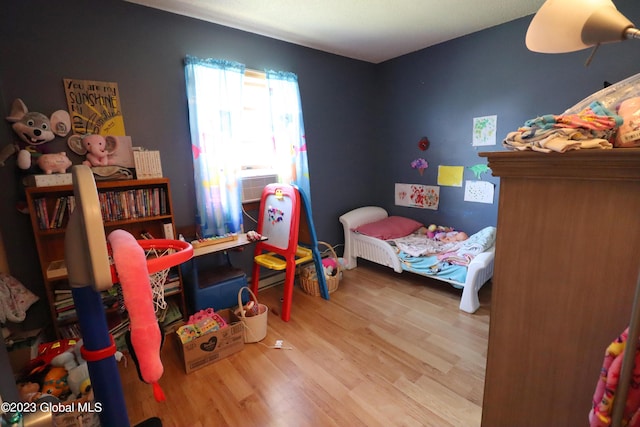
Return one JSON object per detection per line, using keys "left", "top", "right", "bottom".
{"left": 526, "top": 0, "right": 635, "bottom": 53}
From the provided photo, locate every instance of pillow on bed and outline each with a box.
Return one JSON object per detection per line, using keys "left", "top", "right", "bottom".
{"left": 353, "top": 216, "right": 424, "bottom": 240}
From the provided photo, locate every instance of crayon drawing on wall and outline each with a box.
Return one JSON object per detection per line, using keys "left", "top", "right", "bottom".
{"left": 395, "top": 183, "right": 440, "bottom": 210}
{"left": 464, "top": 180, "right": 494, "bottom": 204}
{"left": 472, "top": 115, "right": 497, "bottom": 147}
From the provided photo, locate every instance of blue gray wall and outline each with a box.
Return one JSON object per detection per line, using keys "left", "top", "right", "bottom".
{"left": 1, "top": 0, "right": 640, "bottom": 330}
{"left": 377, "top": 0, "right": 640, "bottom": 233}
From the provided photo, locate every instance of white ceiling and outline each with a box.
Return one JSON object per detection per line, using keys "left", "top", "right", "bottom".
{"left": 126, "top": 0, "right": 546, "bottom": 63}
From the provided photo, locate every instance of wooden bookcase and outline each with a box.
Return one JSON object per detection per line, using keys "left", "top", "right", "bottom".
{"left": 25, "top": 178, "right": 187, "bottom": 340}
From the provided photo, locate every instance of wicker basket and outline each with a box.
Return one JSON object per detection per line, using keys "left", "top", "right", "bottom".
{"left": 299, "top": 241, "right": 340, "bottom": 296}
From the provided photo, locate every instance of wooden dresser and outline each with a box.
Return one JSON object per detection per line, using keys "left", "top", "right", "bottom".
{"left": 479, "top": 149, "right": 640, "bottom": 426}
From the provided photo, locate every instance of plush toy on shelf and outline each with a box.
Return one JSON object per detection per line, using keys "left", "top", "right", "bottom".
{"left": 4, "top": 98, "right": 71, "bottom": 172}
{"left": 67, "top": 133, "right": 120, "bottom": 167}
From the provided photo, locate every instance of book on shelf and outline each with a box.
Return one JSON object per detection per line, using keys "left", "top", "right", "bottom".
{"left": 97, "top": 187, "right": 167, "bottom": 222}
{"left": 54, "top": 298, "right": 74, "bottom": 309}
{"left": 59, "top": 323, "right": 82, "bottom": 339}
{"left": 34, "top": 196, "right": 75, "bottom": 230}
{"left": 57, "top": 308, "right": 77, "bottom": 320}
{"left": 47, "top": 260, "right": 67, "bottom": 279}
{"left": 164, "top": 279, "right": 180, "bottom": 293}
{"left": 49, "top": 197, "right": 61, "bottom": 228}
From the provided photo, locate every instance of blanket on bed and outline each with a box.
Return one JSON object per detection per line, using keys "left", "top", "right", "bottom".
{"left": 391, "top": 226, "right": 496, "bottom": 285}
{"left": 392, "top": 226, "right": 496, "bottom": 264}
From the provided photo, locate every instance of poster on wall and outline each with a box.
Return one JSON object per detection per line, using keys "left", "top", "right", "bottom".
{"left": 437, "top": 165, "right": 464, "bottom": 187}
{"left": 63, "top": 78, "right": 126, "bottom": 136}
{"left": 464, "top": 180, "right": 495, "bottom": 204}
{"left": 395, "top": 183, "right": 440, "bottom": 210}
{"left": 472, "top": 115, "right": 497, "bottom": 147}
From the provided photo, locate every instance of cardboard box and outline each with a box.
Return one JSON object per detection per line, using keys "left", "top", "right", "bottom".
{"left": 23, "top": 173, "right": 73, "bottom": 187}
{"left": 5, "top": 328, "right": 44, "bottom": 377}
{"left": 176, "top": 309, "right": 244, "bottom": 373}
{"left": 133, "top": 150, "right": 163, "bottom": 179}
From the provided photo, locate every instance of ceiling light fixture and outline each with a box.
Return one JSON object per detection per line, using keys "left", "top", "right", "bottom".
{"left": 526, "top": 0, "right": 640, "bottom": 53}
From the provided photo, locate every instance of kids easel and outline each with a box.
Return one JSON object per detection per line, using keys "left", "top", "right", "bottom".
{"left": 250, "top": 183, "right": 329, "bottom": 321}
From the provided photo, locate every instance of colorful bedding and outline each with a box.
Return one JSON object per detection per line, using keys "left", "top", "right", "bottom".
{"left": 390, "top": 226, "right": 497, "bottom": 286}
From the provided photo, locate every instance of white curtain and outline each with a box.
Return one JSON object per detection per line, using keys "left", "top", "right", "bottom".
{"left": 266, "top": 70, "right": 312, "bottom": 203}
{"left": 184, "top": 56, "right": 245, "bottom": 237}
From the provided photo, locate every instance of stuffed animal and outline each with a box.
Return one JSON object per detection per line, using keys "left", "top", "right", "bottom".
{"left": 108, "top": 229, "right": 166, "bottom": 402}
{"left": 41, "top": 366, "right": 69, "bottom": 398}
{"left": 67, "top": 133, "right": 118, "bottom": 167}
{"left": 5, "top": 98, "right": 71, "bottom": 171}
{"left": 37, "top": 152, "right": 72, "bottom": 174}
{"left": 18, "top": 382, "right": 42, "bottom": 403}
{"left": 23, "top": 338, "right": 79, "bottom": 376}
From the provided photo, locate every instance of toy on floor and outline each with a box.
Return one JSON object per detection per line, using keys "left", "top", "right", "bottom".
{"left": 236, "top": 300, "right": 260, "bottom": 317}
{"left": 41, "top": 366, "right": 69, "bottom": 397}
{"left": 18, "top": 382, "right": 42, "bottom": 403}
{"left": 108, "top": 229, "right": 166, "bottom": 402}
{"left": 177, "top": 308, "right": 228, "bottom": 343}
{"left": 23, "top": 338, "right": 79, "bottom": 376}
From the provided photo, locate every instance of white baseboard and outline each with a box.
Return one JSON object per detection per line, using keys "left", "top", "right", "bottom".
{"left": 255, "top": 271, "right": 286, "bottom": 290}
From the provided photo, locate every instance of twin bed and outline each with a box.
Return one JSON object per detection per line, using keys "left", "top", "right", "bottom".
{"left": 339, "top": 206, "right": 496, "bottom": 313}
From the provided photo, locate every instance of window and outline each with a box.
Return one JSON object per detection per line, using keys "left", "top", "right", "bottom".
{"left": 184, "top": 56, "right": 310, "bottom": 236}
{"left": 239, "top": 70, "right": 275, "bottom": 178}
{"left": 238, "top": 70, "right": 279, "bottom": 202}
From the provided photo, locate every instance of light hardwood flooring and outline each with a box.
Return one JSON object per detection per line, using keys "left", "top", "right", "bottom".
{"left": 118, "top": 262, "right": 491, "bottom": 427}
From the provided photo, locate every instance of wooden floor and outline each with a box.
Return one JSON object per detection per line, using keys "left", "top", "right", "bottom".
{"left": 118, "top": 262, "right": 491, "bottom": 427}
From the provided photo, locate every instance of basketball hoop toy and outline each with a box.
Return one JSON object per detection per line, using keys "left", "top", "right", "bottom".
{"left": 109, "top": 239, "right": 192, "bottom": 313}
{"left": 65, "top": 165, "right": 193, "bottom": 427}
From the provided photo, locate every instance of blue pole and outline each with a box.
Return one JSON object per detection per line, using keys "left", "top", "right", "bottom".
{"left": 72, "top": 286, "right": 129, "bottom": 427}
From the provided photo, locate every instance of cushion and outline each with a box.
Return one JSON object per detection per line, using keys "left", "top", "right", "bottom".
{"left": 354, "top": 216, "right": 423, "bottom": 240}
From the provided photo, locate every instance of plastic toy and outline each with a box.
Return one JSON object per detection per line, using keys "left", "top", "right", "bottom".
{"left": 67, "top": 362, "right": 91, "bottom": 398}
{"left": 67, "top": 133, "right": 118, "bottom": 167}
{"left": 108, "top": 229, "right": 165, "bottom": 402}
{"left": 176, "top": 324, "right": 199, "bottom": 344}
{"left": 41, "top": 366, "right": 69, "bottom": 397}
{"left": 23, "top": 339, "right": 79, "bottom": 375}
{"left": 5, "top": 98, "right": 71, "bottom": 171}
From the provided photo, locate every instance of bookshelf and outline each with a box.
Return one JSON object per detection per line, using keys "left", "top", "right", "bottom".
{"left": 25, "top": 178, "right": 187, "bottom": 341}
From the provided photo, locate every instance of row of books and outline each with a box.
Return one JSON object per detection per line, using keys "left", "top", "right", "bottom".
{"left": 58, "top": 315, "right": 132, "bottom": 350}
{"left": 34, "top": 196, "right": 76, "bottom": 230}
{"left": 98, "top": 188, "right": 168, "bottom": 222}
{"left": 57, "top": 298, "right": 182, "bottom": 347}
{"left": 54, "top": 287, "right": 120, "bottom": 321}
{"left": 53, "top": 277, "right": 180, "bottom": 321}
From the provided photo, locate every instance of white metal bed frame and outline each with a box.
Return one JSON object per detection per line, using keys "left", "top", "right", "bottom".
{"left": 339, "top": 206, "right": 494, "bottom": 313}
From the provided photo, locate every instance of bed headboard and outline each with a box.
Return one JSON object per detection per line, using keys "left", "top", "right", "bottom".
{"left": 339, "top": 206, "right": 388, "bottom": 270}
